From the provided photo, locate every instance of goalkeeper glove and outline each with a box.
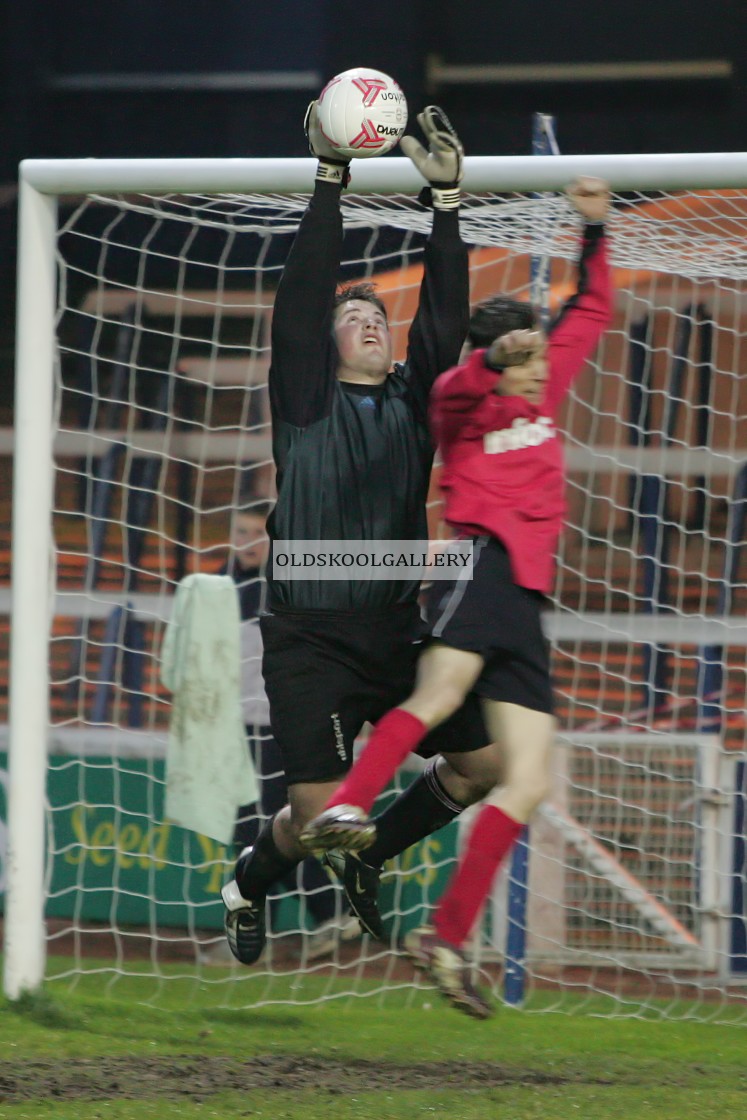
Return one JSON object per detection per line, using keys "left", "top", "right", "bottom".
{"left": 400, "top": 105, "right": 464, "bottom": 211}
{"left": 304, "top": 101, "right": 350, "bottom": 187}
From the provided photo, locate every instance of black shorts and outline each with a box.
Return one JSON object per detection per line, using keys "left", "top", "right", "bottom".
{"left": 424, "top": 536, "right": 555, "bottom": 715}
{"left": 260, "top": 603, "right": 490, "bottom": 785}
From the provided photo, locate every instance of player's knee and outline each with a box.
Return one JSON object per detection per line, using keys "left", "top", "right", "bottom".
{"left": 285, "top": 793, "right": 329, "bottom": 837}
{"left": 458, "top": 765, "right": 499, "bottom": 803}
{"left": 439, "top": 745, "right": 504, "bottom": 805}
{"left": 275, "top": 807, "right": 302, "bottom": 845}
{"left": 439, "top": 768, "right": 494, "bottom": 807}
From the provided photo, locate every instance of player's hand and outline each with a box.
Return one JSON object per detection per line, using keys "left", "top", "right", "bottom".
{"left": 401, "top": 106, "right": 463, "bottom": 210}
{"left": 487, "top": 329, "right": 545, "bottom": 370}
{"left": 305, "top": 101, "right": 350, "bottom": 185}
{"left": 304, "top": 100, "right": 343, "bottom": 161}
{"left": 566, "top": 176, "right": 611, "bottom": 224}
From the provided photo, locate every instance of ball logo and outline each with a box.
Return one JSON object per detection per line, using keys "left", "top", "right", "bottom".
{"left": 352, "top": 76, "right": 388, "bottom": 107}
{"left": 350, "top": 119, "right": 386, "bottom": 150}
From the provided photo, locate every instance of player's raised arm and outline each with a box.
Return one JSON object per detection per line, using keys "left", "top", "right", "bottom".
{"left": 268, "top": 102, "right": 351, "bottom": 428}
{"left": 544, "top": 177, "right": 614, "bottom": 412}
{"left": 400, "top": 108, "right": 469, "bottom": 401}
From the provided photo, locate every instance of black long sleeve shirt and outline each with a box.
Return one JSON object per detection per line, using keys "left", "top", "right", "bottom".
{"left": 266, "top": 180, "right": 469, "bottom": 611}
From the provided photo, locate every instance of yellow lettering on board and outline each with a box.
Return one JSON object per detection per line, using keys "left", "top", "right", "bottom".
{"left": 89, "top": 820, "right": 115, "bottom": 866}
{"left": 194, "top": 833, "right": 230, "bottom": 895}
{"left": 414, "top": 837, "right": 441, "bottom": 889}
{"left": 391, "top": 837, "right": 443, "bottom": 888}
{"left": 138, "top": 822, "right": 171, "bottom": 871}
{"left": 116, "top": 822, "right": 141, "bottom": 869}
{"left": 65, "top": 804, "right": 89, "bottom": 865}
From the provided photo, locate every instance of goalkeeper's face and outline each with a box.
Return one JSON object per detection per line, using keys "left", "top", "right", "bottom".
{"left": 334, "top": 300, "right": 393, "bottom": 383}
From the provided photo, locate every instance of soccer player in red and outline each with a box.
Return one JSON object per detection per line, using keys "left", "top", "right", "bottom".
{"left": 301, "top": 177, "right": 613, "bottom": 1017}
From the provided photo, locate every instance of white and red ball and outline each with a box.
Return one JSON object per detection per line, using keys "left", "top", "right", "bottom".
{"left": 317, "top": 67, "right": 408, "bottom": 159}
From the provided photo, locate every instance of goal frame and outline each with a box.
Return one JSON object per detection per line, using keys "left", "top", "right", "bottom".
{"left": 8, "top": 151, "right": 747, "bottom": 1001}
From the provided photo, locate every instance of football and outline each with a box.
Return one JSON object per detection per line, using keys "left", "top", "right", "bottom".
{"left": 316, "top": 67, "right": 408, "bottom": 159}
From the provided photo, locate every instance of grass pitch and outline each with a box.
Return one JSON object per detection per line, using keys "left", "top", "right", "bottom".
{"left": 0, "top": 964, "right": 745, "bottom": 1118}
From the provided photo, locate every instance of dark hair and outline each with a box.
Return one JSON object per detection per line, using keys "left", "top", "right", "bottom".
{"left": 237, "top": 500, "right": 274, "bottom": 521}
{"left": 467, "top": 296, "right": 537, "bottom": 350}
{"left": 333, "top": 282, "right": 388, "bottom": 321}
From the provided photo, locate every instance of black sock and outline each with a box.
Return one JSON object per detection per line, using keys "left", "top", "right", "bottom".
{"left": 232, "top": 801, "right": 260, "bottom": 859}
{"left": 234, "top": 814, "right": 299, "bottom": 900}
{"left": 363, "top": 761, "right": 466, "bottom": 868}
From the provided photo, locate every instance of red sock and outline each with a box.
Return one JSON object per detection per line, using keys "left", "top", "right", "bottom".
{"left": 434, "top": 804, "right": 522, "bottom": 949}
{"left": 326, "top": 709, "right": 428, "bottom": 815}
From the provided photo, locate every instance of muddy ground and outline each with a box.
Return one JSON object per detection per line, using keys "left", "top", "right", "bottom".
{"left": 0, "top": 1054, "right": 592, "bottom": 1103}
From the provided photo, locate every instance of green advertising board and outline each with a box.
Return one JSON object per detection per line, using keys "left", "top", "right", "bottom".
{"left": 0, "top": 754, "right": 458, "bottom": 934}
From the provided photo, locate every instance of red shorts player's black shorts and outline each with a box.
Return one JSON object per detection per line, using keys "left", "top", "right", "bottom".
{"left": 423, "top": 536, "right": 555, "bottom": 716}
{"left": 260, "top": 603, "right": 490, "bottom": 786}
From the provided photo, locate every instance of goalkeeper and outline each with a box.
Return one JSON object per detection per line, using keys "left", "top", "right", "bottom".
{"left": 222, "top": 100, "right": 498, "bottom": 966}
{"left": 301, "top": 178, "right": 614, "bottom": 1017}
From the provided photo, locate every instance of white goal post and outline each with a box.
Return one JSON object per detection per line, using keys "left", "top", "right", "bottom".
{"left": 5, "top": 152, "right": 747, "bottom": 1017}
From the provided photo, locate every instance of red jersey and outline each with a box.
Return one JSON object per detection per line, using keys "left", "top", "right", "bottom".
{"left": 430, "top": 227, "right": 613, "bottom": 594}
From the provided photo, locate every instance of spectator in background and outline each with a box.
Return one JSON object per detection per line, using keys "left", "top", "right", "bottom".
{"left": 204, "top": 501, "right": 359, "bottom": 962}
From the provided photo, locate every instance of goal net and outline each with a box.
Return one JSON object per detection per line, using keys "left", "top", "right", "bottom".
{"left": 4, "top": 154, "right": 747, "bottom": 1021}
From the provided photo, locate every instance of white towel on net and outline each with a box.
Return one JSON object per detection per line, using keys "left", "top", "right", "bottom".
{"left": 160, "top": 573, "right": 258, "bottom": 844}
